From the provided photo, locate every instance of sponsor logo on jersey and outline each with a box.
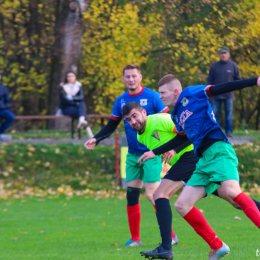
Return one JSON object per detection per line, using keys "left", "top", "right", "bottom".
{"left": 179, "top": 110, "right": 193, "bottom": 126}
{"left": 121, "top": 99, "right": 126, "bottom": 108}
{"left": 181, "top": 97, "right": 189, "bottom": 107}
{"left": 151, "top": 131, "right": 160, "bottom": 141}
{"left": 140, "top": 99, "right": 148, "bottom": 106}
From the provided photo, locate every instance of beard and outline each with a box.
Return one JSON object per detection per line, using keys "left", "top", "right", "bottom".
{"left": 133, "top": 120, "right": 146, "bottom": 133}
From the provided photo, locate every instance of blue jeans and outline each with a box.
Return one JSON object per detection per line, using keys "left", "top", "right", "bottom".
{"left": 0, "top": 109, "right": 15, "bottom": 134}
{"left": 61, "top": 102, "right": 87, "bottom": 119}
{"left": 211, "top": 98, "right": 233, "bottom": 134}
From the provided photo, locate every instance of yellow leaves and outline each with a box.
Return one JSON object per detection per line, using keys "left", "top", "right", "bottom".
{"left": 189, "top": 66, "right": 198, "bottom": 75}
{"left": 27, "top": 145, "right": 36, "bottom": 152}
{"left": 81, "top": 0, "right": 161, "bottom": 113}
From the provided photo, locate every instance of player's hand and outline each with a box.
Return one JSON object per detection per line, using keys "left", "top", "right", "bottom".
{"left": 257, "top": 77, "right": 260, "bottom": 86}
{"left": 161, "top": 150, "right": 176, "bottom": 164}
{"left": 138, "top": 151, "right": 155, "bottom": 164}
{"left": 84, "top": 138, "right": 97, "bottom": 150}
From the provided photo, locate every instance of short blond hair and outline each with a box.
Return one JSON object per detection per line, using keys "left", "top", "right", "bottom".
{"left": 158, "top": 74, "right": 177, "bottom": 87}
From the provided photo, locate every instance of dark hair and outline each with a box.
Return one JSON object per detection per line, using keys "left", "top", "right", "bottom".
{"left": 63, "top": 71, "right": 77, "bottom": 84}
{"left": 158, "top": 74, "right": 177, "bottom": 87}
{"left": 123, "top": 64, "right": 141, "bottom": 75}
{"left": 122, "top": 102, "right": 143, "bottom": 117}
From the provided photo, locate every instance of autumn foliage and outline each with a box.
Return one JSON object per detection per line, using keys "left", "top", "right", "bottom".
{"left": 0, "top": 0, "right": 260, "bottom": 128}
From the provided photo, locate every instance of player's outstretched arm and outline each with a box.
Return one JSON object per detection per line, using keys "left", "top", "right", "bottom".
{"left": 92, "top": 118, "right": 121, "bottom": 145}
{"left": 208, "top": 77, "right": 260, "bottom": 97}
{"left": 84, "top": 138, "right": 97, "bottom": 150}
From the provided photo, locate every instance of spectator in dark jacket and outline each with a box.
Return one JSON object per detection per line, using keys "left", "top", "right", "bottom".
{"left": 0, "top": 72, "right": 15, "bottom": 141}
{"left": 207, "top": 47, "right": 241, "bottom": 137}
{"left": 59, "top": 71, "right": 93, "bottom": 138}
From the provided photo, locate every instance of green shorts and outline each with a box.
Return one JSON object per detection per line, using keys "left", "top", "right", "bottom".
{"left": 187, "top": 141, "right": 239, "bottom": 196}
{"left": 125, "top": 153, "right": 162, "bottom": 183}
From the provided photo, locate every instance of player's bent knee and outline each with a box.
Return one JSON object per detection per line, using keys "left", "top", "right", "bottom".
{"left": 225, "top": 187, "right": 241, "bottom": 199}
{"left": 153, "top": 190, "right": 167, "bottom": 201}
{"left": 127, "top": 187, "right": 141, "bottom": 206}
{"left": 174, "top": 200, "right": 184, "bottom": 213}
{"left": 145, "top": 191, "right": 154, "bottom": 204}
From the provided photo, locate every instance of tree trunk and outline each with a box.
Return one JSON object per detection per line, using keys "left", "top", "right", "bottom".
{"left": 48, "top": 0, "right": 88, "bottom": 121}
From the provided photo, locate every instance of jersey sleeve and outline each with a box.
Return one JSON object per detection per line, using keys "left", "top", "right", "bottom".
{"left": 187, "top": 85, "right": 212, "bottom": 100}
{"left": 153, "top": 92, "right": 169, "bottom": 113}
{"left": 111, "top": 98, "right": 122, "bottom": 120}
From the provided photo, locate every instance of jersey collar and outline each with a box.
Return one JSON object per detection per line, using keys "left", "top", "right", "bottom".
{"left": 128, "top": 87, "right": 144, "bottom": 96}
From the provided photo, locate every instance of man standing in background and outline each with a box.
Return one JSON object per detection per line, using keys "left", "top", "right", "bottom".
{"left": 207, "top": 47, "right": 241, "bottom": 137}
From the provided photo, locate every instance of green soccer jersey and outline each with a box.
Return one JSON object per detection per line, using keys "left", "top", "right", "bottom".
{"left": 137, "top": 113, "right": 194, "bottom": 166}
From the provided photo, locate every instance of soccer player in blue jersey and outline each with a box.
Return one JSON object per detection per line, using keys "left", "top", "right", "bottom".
{"left": 84, "top": 65, "right": 179, "bottom": 247}
{"left": 138, "top": 74, "right": 260, "bottom": 259}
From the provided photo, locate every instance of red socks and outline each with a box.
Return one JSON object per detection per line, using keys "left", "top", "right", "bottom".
{"left": 154, "top": 204, "right": 175, "bottom": 239}
{"left": 233, "top": 192, "right": 260, "bottom": 228}
{"left": 127, "top": 203, "right": 141, "bottom": 241}
{"left": 184, "top": 207, "right": 222, "bottom": 250}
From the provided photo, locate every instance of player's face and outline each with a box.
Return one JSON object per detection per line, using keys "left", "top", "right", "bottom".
{"left": 67, "top": 73, "right": 76, "bottom": 84}
{"left": 159, "top": 84, "right": 177, "bottom": 106}
{"left": 124, "top": 109, "right": 147, "bottom": 132}
{"left": 219, "top": 52, "right": 230, "bottom": 62}
{"left": 122, "top": 69, "right": 142, "bottom": 91}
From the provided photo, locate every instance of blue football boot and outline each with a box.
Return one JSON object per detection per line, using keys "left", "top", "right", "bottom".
{"left": 172, "top": 234, "right": 178, "bottom": 246}
{"left": 208, "top": 242, "right": 230, "bottom": 260}
{"left": 125, "top": 239, "right": 142, "bottom": 247}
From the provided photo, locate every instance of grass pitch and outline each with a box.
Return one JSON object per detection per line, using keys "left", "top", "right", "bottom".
{"left": 0, "top": 195, "right": 259, "bottom": 260}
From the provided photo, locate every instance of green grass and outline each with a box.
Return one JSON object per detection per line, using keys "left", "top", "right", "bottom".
{"left": 0, "top": 196, "right": 259, "bottom": 260}
{"left": 10, "top": 126, "right": 125, "bottom": 140}
{"left": 0, "top": 143, "right": 116, "bottom": 192}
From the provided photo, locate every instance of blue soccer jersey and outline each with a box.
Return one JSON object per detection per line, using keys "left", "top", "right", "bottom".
{"left": 171, "top": 85, "right": 228, "bottom": 157}
{"left": 111, "top": 87, "right": 169, "bottom": 154}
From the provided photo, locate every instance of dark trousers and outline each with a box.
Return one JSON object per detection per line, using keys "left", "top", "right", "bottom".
{"left": 0, "top": 109, "right": 15, "bottom": 134}
{"left": 211, "top": 98, "right": 233, "bottom": 134}
{"left": 61, "top": 102, "right": 87, "bottom": 119}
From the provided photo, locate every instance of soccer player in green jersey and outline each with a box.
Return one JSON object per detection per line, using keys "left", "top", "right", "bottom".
{"left": 123, "top": 101, "right": 260, "bottom": 260}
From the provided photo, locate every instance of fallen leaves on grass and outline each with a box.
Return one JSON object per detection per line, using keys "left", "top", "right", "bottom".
{"left": 234, "top": 216, "right": 242, "bottom": 220}
{"left": 111, "top": 243, "right": 118, "bottom": 246}
{"left": 0, "top": 182, "right": 127, "bottom": 199}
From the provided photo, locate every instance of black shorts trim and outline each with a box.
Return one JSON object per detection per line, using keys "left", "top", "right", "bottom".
{"left": 163, "top": 151, "right": 198, "bottom": 182}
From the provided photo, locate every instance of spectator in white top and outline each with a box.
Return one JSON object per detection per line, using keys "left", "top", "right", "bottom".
{"left": 59, "top": 71, "right": 93, "bottom": 138}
